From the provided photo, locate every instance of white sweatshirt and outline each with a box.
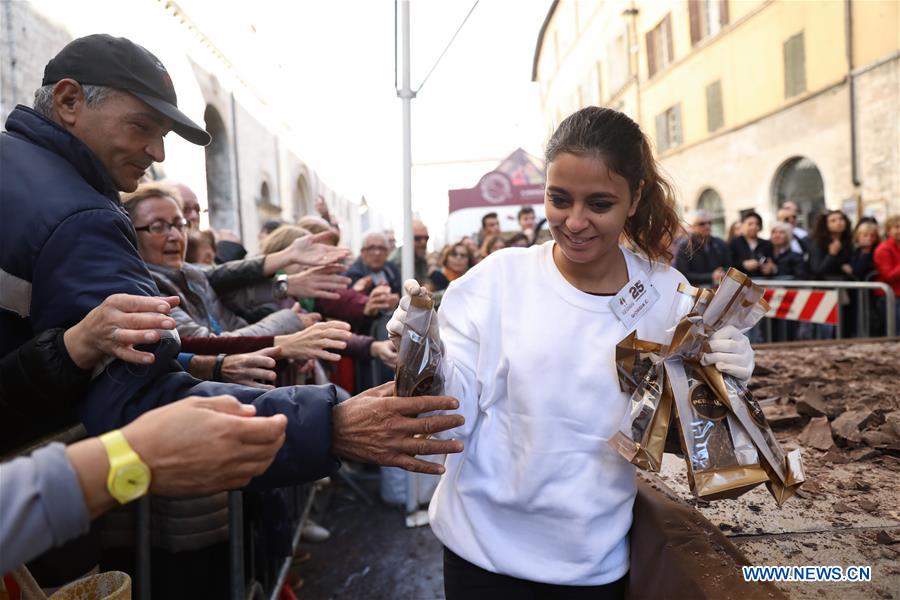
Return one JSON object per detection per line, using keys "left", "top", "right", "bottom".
{"left": 429, "top": 241, "right": 688, "bottom": 585}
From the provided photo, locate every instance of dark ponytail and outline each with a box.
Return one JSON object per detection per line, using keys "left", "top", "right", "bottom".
{"left": 545, "top": 106, "right": 681, "bottom": 263}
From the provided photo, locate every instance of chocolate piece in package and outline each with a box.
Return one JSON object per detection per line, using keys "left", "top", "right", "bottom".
{"left": 667, "top": 359, "right": 768, "bottom": 500}
{"left": 395, "top": 295, "right": 444, "bottom": 397}
{"left": 713, "top": 371, "right": 805, "bottom": 506}
{"left": 609, "top": 365, "right": 673, "bottom": 472}
{"left": 608, "top": 285, "right": 698, "bottom": 472}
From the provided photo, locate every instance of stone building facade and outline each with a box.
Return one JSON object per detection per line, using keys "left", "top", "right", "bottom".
{"left": 532, "top": 0, "right": 899, "bottom": 236}
{"left": 0, "top": 0, "right": 369, "bottom": 253}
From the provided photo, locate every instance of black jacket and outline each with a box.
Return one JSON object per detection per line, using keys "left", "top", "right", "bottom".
{"left": 344, "top": 257, "right": 402, "bottom": 295}
{"left": 674, "top": 236, "right": 730, "bottom": 286}
{"left": 772, "top": 248, "right": 808, "bottom": 279}
{"left": 0, "top": 329, "right": 89, "bottom": 455}
{"left": 729, "top": 237, "right": 774, "bottom": 277}
{"left": 808, "top": 237, "right": 853, "bottom": 281}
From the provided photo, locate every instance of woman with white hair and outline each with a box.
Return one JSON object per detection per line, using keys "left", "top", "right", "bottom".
{"left": 770, "top": 222, "right": 807, "bottom": 341}
{"left": 770, "top": 222, "right": 807, "bottom": 279}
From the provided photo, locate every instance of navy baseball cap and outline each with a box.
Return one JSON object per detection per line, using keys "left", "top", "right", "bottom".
{"left": 42, "top": 34, "right": 211, "bottom": 146}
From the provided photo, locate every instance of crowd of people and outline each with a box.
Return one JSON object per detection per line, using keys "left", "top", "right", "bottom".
{"left": 1, "top": 32, "right": 898, "bottom": 600}
{"left": 675, "top": 202, "right": 900, "bottom": 339}
{"left": 0, "top": 34, "right": 464, "bottom": 598}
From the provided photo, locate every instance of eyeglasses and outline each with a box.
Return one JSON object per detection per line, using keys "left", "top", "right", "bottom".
{"left": 134, "top": 219, "right": 188, "bottom": 235}
{"left": 362, "top": 246, "right": 388, "bottom": 253}
{"left": 695, "top": 221, "right": 712, "bottom": 226}
{"left": 449, "top": 251, "right": 468, "bottom": 259}
{"left": 414, "top": 235, "right": 430, "bottom": 242}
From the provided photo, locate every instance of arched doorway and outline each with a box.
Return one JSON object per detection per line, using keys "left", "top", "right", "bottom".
{"left": 697, "top": 187, "right": 726, "bottom": 239}
{"left": 771, "top": 157, "right": 825, "bottom": 231}
{"left": 256, "top": 180, "right": 281, "bottom": 222}
{"left": 204, "top": 105, "right": 236, "bottom": 231}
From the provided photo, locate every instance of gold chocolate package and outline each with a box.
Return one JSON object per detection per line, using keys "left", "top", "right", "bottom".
{"left": 668, "top": 361, "right": 768, "bottom": 500}
{"left": 395, "top": 295, "right": 444, "bottom": 397}
{"left": 610, "top": 268, "right": 805, "bottom": 505}
{"left": 609, "top": 285, "right": 700, "bottom": 472}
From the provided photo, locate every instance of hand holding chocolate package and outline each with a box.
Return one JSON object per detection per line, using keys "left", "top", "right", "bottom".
{"left": 395, "top": 295, "right": 444, "bottom": 398}
{"left": 610, "top": 269, "right": 805, "bottom": 505}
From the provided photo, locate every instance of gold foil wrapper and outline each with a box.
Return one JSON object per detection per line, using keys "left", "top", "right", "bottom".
{"left": 609, "top": 268, "right": 805, "bottom": 505}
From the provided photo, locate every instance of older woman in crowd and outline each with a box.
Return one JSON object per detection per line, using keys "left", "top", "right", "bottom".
{"left": 769, "top": 222, "right": 807, "bottom": 279}
{"left": 121, "top": 183, "right": 353, "bottom": 370}
{"left": 851, "top": 221, "right": 881, "bottom": 281}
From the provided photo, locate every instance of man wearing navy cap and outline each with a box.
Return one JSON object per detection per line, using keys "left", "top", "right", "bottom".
{"left": 0, "top": 32, "right": 462, "bottom": 564}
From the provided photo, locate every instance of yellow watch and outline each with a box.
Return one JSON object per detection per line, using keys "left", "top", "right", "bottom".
{"left": 98, "top": 430, "right": 151, "bottom": 504}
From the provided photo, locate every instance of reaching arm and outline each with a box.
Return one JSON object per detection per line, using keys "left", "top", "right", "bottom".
{"left": 30, "top": 208, "right": 339, "bottom": 488}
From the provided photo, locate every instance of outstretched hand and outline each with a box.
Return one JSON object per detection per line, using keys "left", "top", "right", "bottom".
{"left": 331, "top": 382, "right": 464, "bottom": 474}
{"left": 288, "top": 232, "right": 350, "bottom": 267}
{"left": 64, "top": 294, "right": 180, "bottom": 369}
{"left": 287, "top": 266, "right": 352, "bottom": 300}
{"left": 123, "top": 395, "right": 287, "bottom": 495}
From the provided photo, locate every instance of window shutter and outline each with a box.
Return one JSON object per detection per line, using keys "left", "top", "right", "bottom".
{"left": 665, "top": 15, "right": 674, "bottom": 64}
{"left": 783, "top": 31, "right": 806, "bottom": 98}
{"left": 646, "top": 29, "right": 657, "bottom": 77}
{"left": 655, "top": 111, "right": 669, "bottom": 152}
{"left": 794, "top": 32, "right": 806, "bottom": 95}
{"left": 706, "top": 80, "right": 724, "bottom": 132}
{"left": 672, "top": 104, "right": 683, "bottom": 146}
{"left": 689, "top": 1, "right": 702, "bottom": 46}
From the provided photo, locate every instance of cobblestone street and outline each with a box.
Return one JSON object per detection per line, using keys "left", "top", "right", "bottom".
{"left": 294, "top": 475, "right": 445, "bottom": 600}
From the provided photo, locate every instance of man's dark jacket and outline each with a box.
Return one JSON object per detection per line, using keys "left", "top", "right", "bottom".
{"left": 344, "top": 256, "right": 402, "bottom": 295}
{"left": 674, "top": 235, "right": 731, "bottom": 286}
{"left": 0, "top": 106, "right": 337, "bottom": 487}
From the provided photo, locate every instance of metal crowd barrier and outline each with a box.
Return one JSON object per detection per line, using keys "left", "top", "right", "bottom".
{"left": 2, "top": 356, "right": 320, "bottom": 600}
{"left": 759, "top": 279, "right": 895, "bottom": 340}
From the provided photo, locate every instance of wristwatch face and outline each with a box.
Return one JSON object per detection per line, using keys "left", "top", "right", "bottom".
{"left": 112, "top": 463, "right": 151, "bottom": 503}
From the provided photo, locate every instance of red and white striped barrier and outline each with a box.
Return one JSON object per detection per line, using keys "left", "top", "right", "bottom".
{"left": 762, "top": 288, "right": 839, "bottom": 325}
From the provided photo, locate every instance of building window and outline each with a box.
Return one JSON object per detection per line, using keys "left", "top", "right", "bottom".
{"left": 706, "top": 80, "right": 724, "bottom": 132}
{"left": 655, "top": 103, "right": 682, "bottom": 153}
{"left": 646, "top": 14, "right": 674, "bottom": 78}
{"left": 689, "top": 0, "right": 729, "bottom": 46}
{"left": 783, "top": 31, "right": 806, "bottom": 98}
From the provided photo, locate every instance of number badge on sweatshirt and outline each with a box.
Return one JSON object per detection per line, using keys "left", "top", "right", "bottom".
{"left": 611, "top": 276, "right": 660, "bottom": 330}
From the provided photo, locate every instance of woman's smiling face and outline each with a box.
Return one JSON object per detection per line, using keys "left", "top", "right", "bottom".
{"left": 544, "top": 152, "right": 640, "bottom": 267}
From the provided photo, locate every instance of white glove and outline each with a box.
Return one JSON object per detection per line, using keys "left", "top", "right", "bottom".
{"left": 387, "top": 279, "right": 437, "bottom": 350}
{"left": 700, "top": 325, "right": 755, "bottom": 382}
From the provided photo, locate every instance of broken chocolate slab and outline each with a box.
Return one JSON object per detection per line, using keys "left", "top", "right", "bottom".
{"left": 798, "top": 417, "right": 835, "bottom": 452}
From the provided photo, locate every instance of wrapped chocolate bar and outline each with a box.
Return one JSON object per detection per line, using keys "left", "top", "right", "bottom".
{"left": 697, "top": 270, "right": 805, "bottom": 505}
{"left": 610, "top": 268, "right": 805, "bottom": 505}
{"left": 610, "top": 285, "right": 701, "bottom": 472}
{"left": 395, "top": 295, "right": 444, "bottom": 398}
{"left": 721, "top": 376, "right": 805, "bottom": 505}
{"left": 667, "top": 359, "right": 768, "bottom": 500}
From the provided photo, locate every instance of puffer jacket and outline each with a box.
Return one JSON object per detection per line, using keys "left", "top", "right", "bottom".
{"left": 148, "top": 262, "right": 301, "bottom": 337}
{"left": 0, "top": 105, "right": 339, "bottom": 489}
